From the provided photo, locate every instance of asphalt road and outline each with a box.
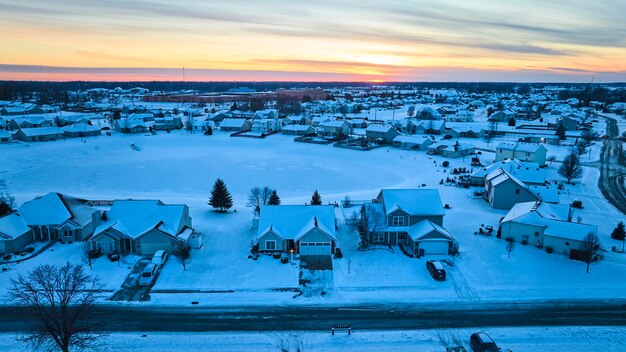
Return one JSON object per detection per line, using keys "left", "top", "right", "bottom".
{"left": 2, "top": 301, "right": 626, "bottom": 332}
{"left": 597, "top": 114, "right": 626, "bottom": 215}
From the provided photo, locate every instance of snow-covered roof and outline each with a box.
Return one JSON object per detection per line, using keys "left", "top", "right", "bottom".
{"left": 503, "top": 201, "right": 596, "bottom": 241}
{"left": 366, "top": 124, "right": 394, "bottom": 133}
{"left": 496, "top": 142, "right": 546, "bottom": 153}
{"left": 257, "top": 205, "right": 336, "bottom": 241}
{"left": 472, "top": 159, "right": 545, "bottom": 184}
{"left": 379, "top": 189, "right": 445, "bottom": 216}
{"left": 392, "top": 135, "right": 431, "bottom": 144}
{"left": 282, "top": 125, "right": 312, "bottom": 131}
{"left": 220, "top": 118, "right": 248, "bottom": 128}
{"left": 19, "top": 192, "right": 71, "bottom": 225}
{"left": 0, "top": 130, "right": 10, "bottom": 139}
{"left": 406, "top": 219, "right": 454, "bottom": 242}
{"left": 94, "top": 200, "right": 188, "bottom": 239}
{"left": 18, "top": 127, "right": 64, "bottom": 137}
{"left": 0, "top": 212, "right": 31, "bottom": 239}
{"left": 61, "top": 123, "right": 101, "bottom": 133}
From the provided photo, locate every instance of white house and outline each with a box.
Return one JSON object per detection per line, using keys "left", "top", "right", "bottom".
{"left": 256, "top": 205, "right": 337, "bottom": 256}
{"left": 365, "top": 124, "right": 400, "bottom": 143}
{"left": 317, "top": 120, "right": 351, "bottom": 140}
{"left": 495, "top": 142, "right": 548, "bottom": 166}
{"left": 500, "top": 201, "right": 598, "bottom": 257}
{"left": 441, "top": 142, "right": 475, "bottom": 158}
{"left": 251, "top": 118, "right": 282, "bottom": 133}
{"left": 14, "top": 127, "right": 65, "bottom": 142}
{"left": 219, "top": 118, "right": 251, "bottom": 132}
{"left": 282, "top": 124, "right": 314, "bottom": 135}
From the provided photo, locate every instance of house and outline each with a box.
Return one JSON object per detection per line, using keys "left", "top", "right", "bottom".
{"left": 347, "top": 118, "right": 368, "bottom": 129}
{"left": 251, "top": 118, "right": 282, "bottom": 133}
{"left": 495, "top": 142, "right": 547, "bottom": 166}
{"left": 14, "top": 127, "right": 65, "bottom": 142}
{"left": 500, "top": 201, "right": 598, "bottom": 257}
{"left": 8, "top": 117, "right": 54, "bottom": 130}
{"left": 426, "top": 141, "right": 454, "bottom": 155}
{"left": 0, "top": 106, "right": 27, "bottom": 116}
{"left": 18, "top": 192, "right": 102, "bottom": 243}
{"left": 0, "top": 212, "right": 34, "bottom": 254}
{"left": 283, "top": 115, "right": 311, "bottom": 125}
{"left": 317, "top": 120, "right": 351, "bottom": 140}
{"left": 416, "top": 120, "right": 446, "bottom": 135}
{"left": 365, "top": 124, "right": 400, "bottom": 143}
{"left": 484, "top": 168, "right": 558, "bottom": 210}
{"left": 557, "top": 115, "right": 579, "bottom": 131}
{"left": 445, "top": 110, "right": 473, "bottom": 122}
{"left": 282, "top": 124, "right": 314, "bottom": 135}
{"left": 256, "top": 205, "right": 337, "bottom": 256}
{"left": 471, "top": 159, "right": 545, "bottom": 186}
{"left": 391, "top": 135, "right": 433, "bottom": 150}
{"left": 192, "top": 118, "right": 215, "bottom": 132}
{"left": 90, "top": 200, "right": 195, "bottom": 255}
{"left": 253, "top": 109, "right": 279, "bottom": 120}
{"left": 363, "top": 189, "right": 456, "bottom": 256}
{"left": 441, "top": 142, "right": 475, "bottom": 158}
{"left": 489, "top": 110, "right": 516, "bottom": 122}
{"left": 153, "top": 117, "right": 183, "bottom": 131}
{"left": 62, "top": 123, "right": 101, "bottom": 138}
{"left": 114, "top": 119, "right": 150, "bottom": 134}
{"left": 0, "top": 129, "right": 11, "bottom": 143}
{"left": 219, "top": 118, "right": 251, "bottom": 132}
{"left": 456, "top": 127, "right": 484, "bottom": 138}
{"left": 206, "top": 111, "right": 229, "bottom": 124}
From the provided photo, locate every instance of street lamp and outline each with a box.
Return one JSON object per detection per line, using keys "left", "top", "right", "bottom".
{"left": 290, "top": 248, "right": 294, "bottom": 263}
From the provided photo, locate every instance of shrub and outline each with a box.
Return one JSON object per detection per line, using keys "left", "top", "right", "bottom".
{"left": 280, "top": 257, "right": 289, "bottom": 264}
{"left": 545, "top": 246, "right": 554, "bottom": 254}
{"left": 442, "top": 161, "right": 450, "bottom": 167}
{"left": 272, "top": 252, "right": 281, "bottom": 259}
{"left": 2, "top": 254, "right": 11, "bottom": 261}
{"left": 24, "top": 246, "right": 35, "bottom": 253}
{"left": 521, "top": 239, "right": 528, "bottom": 245}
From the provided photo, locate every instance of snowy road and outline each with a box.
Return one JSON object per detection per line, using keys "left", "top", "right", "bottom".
{"left": 1, "top": 300, "right": 626, "bottom": 332}
{"left": 597, "top": 114, "right": 626, "bottom": 215}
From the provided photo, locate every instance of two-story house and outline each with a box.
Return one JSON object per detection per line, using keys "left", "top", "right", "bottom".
{"left": 363, "top": 189, "right": 456, "bottom": 256}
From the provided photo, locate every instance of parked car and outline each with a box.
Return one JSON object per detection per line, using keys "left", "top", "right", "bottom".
{"left": 138, "top": 263, "right": 159, "bottom": 286}
{"left": 426, "top": 260, "right": 446, "bottom": 281}
{"left": 469, "top": 332, "right": 499, "bottom": 352}
{"left": 150, "top": 250, "right": 168, "bottom": 268}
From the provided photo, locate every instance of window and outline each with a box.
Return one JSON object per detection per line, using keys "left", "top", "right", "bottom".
{"left": 515, "top": 189, "right": 520, "bottom": 195}
{"left": 265, "top": 240, "right": 276, "bottom": 250}
{"left": 392, "top": 216, "right": 405, "bottom": 226}
{"left": 372, "top": 232, "right": 385, "bottom": 243}
{"left": 534, "top": 231, "right": 539, "bottom": 237}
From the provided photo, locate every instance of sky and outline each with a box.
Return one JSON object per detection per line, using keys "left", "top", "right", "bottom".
{"left": 0, "top": 0, "right": 625, "bottom": 82}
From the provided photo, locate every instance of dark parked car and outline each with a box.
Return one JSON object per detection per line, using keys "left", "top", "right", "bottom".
{"left": 470, "top": 332, "right": 499, "bottom": 352}
{"left": 426, "top": 260, "right": 446, "bottom": 280}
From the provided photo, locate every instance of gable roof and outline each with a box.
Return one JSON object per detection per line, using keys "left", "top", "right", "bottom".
{"left": 19, "top": 192, "right": 72, "bottom": 225}
{"left": 0, "top": 213, "right": 31, "bottom": 239}
{"left": 18, "top": 127, "right": 64, "bottom": 137}
{"left": 379, "top": 189, "right": 445, "bottom": 216}
{"left": 94, "top": 200, "right": 187, "bottom": 240}
{"left": 472, "top": 158, "right": 545, "bottom": 184}
{"left": 407, "top": 219, "right": 454, "bottom": 242}
{"left": 257, "top": 205, "right": 336, "bottom": 241}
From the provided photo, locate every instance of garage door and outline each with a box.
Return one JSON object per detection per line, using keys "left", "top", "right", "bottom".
{"left": 300, "top": 242, "right": 331, "bottom": 255}
{"left": 139, "top": 242, "right": 170, "bottom": 256}
{"left": 418, "top": 241, "right": 450, "bottom": 255}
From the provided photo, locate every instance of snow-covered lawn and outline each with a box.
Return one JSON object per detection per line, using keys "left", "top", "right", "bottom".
{"left": 1, "top": 326, "right": 624, "bottom": 351}
{"left": 1, "top": 131, "right": 625, "bottom": 306}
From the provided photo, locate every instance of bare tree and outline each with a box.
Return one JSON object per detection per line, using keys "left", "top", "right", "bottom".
{"left": 582, "top": 232, "right": 601, "bottom": 273}
{"left": 558, "top": 151, "right": 583, "bottom": 183}
{"left": 580, "top": 128, "right": 598, "bottom": 148}
{"left": 8, "top": 263, "right": 104, "bottom": 352}
{"left": 484, "top": 120, "right": 498, "bottom": 147}
{"left": 505, "top": 237, "right": 515, "bottom": 258}
{"left": 248, "top": 186, "right": 262, "bottom": 214}
{"left": 177, "top": 242, "right": 191, "bottom": 271}
{"left": 82, "top": 242, "right": 94, "bottom": 270}
{"left": 0, "top": 179, "right": 15, "bottom": 217}
{"left": 354, "top": 205, "right": 386, "bottom": 249}
{"left": 260, "top": 186, "right": 272, "bottom": 206}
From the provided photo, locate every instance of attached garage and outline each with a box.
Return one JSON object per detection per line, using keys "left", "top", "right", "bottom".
{"left": 299, "top": 242, "right": 332, "bottom": 255}
{"left": 417, "top": 240, "right": 450, "bottom": 255}
{"left": 136, "top": 229, "right": 177, "bottom": 255}
{"left": 0, "top": 213, "right": 35, "bottom": 254}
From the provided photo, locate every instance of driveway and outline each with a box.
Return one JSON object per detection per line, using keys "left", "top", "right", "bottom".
{"left": 109, "top": 259, "right": 156, "bottom": 302}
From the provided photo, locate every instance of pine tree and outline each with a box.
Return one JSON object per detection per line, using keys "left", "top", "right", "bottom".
{"left": 310, "top": 190, "right": 322, "bottom": 205}
{"left": 268, "top": 190, "right": 281, "bottom": 205}
{"left": 611, "top": 222, "right": 625, "bottom": 241}
{"left": 556, "top": 123, "right": 566, "bottom": 140}
{"left": 208, "top": 178, "right": 233, "bottom": 212}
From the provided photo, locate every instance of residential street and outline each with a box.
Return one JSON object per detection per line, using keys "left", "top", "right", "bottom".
{"left": 598, "top": 114, "right": 626, "bottom": 215}
{"left": 1, "top": 300, "right": 626, "bottom": 332}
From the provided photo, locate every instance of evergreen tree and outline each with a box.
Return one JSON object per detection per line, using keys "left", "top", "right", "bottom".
{"left": 208, "top": 178, "right": 233, "bottom": 212}
{"left": 268, "top": 190, "right": 281, "bottom": 205}
{"left": 611, "top": 222, "right": 625, "bottom": 241}
{"left": 310, "top": 190, "right": 322, "bottom": 205}
{"left": 556, "top": 123, "right": 566, "bottom": 140}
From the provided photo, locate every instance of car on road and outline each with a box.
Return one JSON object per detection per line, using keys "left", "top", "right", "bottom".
{"left": 150, "top": 250, "right": 168, "bottom": 268}
{"left": 138, "top": 263, "right": 159, "bottom": 286}
{"left": 426, "top": 260, "right": 446, "bottom": 281}
{"left": 470, "top": 332, "right": 499, "bottom": 352}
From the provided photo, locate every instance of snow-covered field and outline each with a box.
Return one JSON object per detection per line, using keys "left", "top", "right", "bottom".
{"left": 1, "top": 326, "right": 624, "bottom": 351}
{"left": 1, "top": 131, "right": 625, "bottom": 306}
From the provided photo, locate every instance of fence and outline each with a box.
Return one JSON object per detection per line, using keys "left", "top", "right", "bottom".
{"left": 331, "top": 323, "right": 351, "bottom": 335}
